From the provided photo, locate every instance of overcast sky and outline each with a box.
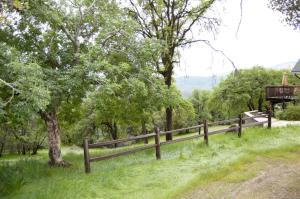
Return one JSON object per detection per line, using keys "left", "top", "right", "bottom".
{"left": 175, "top": 0, "right": 300, "bottom": 77}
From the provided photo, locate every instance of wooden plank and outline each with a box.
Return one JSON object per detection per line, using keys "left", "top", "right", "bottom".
{"left": 89, "top": 133, "right": 156, "bottom": 148}
{"left": 160, "top": 134, "right": 203, "bottom": 146}
{"left": 160, "top": 124, "right": 204, "bottom": 135}
{"left": 242, "top": 121, "right": 267, "bottom": 128}
{"left": 89, "top": 144, "right": 156, "bottom": 162}
{"left": 208, "top": 127, "right": 238, "bottom": 135}
{"left": 154, "top": 127, "right": 161, "bottom": 160}
{"left": 83, "top": 138, "right": 91, "bottom": 173}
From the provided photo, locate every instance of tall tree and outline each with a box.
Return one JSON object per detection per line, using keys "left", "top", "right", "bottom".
{"left": 0, "top": 0, "right": 121, "bottom": 166}
{"left": 128, "top": 0, "right": 219, "bottom": 140}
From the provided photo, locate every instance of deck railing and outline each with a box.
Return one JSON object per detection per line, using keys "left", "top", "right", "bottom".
{"left": 265, "top": 85, "right": 300, "bottom": 100}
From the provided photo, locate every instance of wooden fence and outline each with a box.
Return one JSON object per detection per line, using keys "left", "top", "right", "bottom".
{"left": 83, "top": 111, "right": 272, "bottom": 173}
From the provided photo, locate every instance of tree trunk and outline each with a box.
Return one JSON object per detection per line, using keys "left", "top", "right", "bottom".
{"left": 41, "top": 111, "right": 69, "bottom": 167}
{"left": 111, "top": 122, "right": 118, "bottom": 148}
{"left": 164, "top": 68, "right": 173, "bottom": 141}
{"left": 258, "top": 96, "right": 263, "bottom": 112}
{"left": 31, "top": 142, "right": 38, "bottom": 155}
{"left": 22, "top": 144, "right": 26, "bottom": 155}
{"left": 165, "top": 106, "right": 173, "bottom": 141}
{"left": 0, "top": 142, "right": 4, "bottom": 157}
{"left": 142, "top": 120, "right": 148, "bottom": 144}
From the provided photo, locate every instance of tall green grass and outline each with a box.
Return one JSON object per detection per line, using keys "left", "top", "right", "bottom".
{"left": 1, "top": 126, "right": 300, "bottom": 199}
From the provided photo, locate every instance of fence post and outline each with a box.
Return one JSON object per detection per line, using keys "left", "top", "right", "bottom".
{"left": 154, "top": 127, "right": 161, "bottom": 160}
{"left": 198, "top": 121, "right": 201, "bottom": 135}
{"left": 238, "top": 114, "right": 242, "bottom": 138}
{"left": 268, "top": 108, "right": 272, "bottom": 129}
{"left": 204, "top": 120, "right": 208, "bottom": 145}
{"left": 83, "top": 138, "right": 91, "bottom": 173}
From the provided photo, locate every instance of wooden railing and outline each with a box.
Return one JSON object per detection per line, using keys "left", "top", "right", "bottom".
{"left": 83, "top": 112, "right": 272, "bottom": 173}
{"left": 266, "top": 85, "right": 300, "bottom": 100}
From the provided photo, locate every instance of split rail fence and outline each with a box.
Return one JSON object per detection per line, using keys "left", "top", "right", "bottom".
{"left": 83, "top": 111, "right": 272, "bottom": 173}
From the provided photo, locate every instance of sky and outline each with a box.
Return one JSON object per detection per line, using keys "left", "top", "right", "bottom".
{"left": 175, "top": 0, "right": 300, "bottom": 77}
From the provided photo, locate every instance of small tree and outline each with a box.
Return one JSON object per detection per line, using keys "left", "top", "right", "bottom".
{"left": 189, "top": 89, "right": 212, "bottom": 122}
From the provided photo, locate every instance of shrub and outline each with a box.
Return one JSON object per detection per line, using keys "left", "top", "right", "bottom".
{"left": 276, "top": 104, "right": 300, "bottom": 121}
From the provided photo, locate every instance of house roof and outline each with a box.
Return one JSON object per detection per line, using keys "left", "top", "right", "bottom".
{"left": 292, "top": 58, "right": 300, "bottom": 73}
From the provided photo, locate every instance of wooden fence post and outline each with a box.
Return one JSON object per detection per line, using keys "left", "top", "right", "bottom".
{"left": 198, "top": 121, "right": 201, "bottom": 135}
{"left": 238, "top": 114, "right": 242, "bottom": 138}
{"left": 268, "top": 108, "right": 272, "bottom": 129}
{"left": 204, "top": 120, "right": 208, "bottom": 145}
{"left": 154, "top": 127, "right": 161, "bottom": 160}
{"left": 83, "top": 138, "right": 91, "bottom": 173}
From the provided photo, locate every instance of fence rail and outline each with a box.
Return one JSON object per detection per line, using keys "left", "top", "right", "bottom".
{"left": 83, "top": 111, "right": 272, "bottom": 173}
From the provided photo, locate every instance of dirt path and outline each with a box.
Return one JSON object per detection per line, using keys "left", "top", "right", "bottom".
{"left": 181, "top": 156, "right": 300, "bottom": 199}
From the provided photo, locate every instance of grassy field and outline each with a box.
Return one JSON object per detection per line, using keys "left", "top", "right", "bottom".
{"left": 1, "top": 126, "right": 300, "bottom": 199}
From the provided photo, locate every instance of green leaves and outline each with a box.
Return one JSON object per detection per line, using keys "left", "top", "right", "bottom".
{"left": 8, "top": 62, "right": 50, "bottom": 112}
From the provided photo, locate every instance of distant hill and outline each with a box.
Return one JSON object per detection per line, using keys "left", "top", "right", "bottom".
{"left": 176, "top": 61, "right": 297, "bottom": 98}
{"left": 268, "top": 61, "right": 296, "bottom": 70}
{"left": 175, "top": 75, "right": 223, "bottom": 97}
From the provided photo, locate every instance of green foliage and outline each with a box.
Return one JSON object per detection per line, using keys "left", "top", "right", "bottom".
{"left": 152, "top": 86, "right": 196, "bottom": 130}
{"left": 276, "top": 104, "right": 300, "bottom": 121}
{"left": 189, "top": 89, "right": 212, "bottom": 121}
{"left": 209, "top": 67, "right": 299, "bottom": 119}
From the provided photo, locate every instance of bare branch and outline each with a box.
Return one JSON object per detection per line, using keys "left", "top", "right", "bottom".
{"left": 0, "top": 78, "right": 19, "bottom": 106}
{"left": 181, "top": 39, "right": 237, "bottom": 71}
{"left": 235, "top": 0, "right": 244, "bottom": 38}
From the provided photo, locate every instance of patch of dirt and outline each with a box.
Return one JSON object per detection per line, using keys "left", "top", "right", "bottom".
{"left": 181, "top": 157, "right": 300, "bottom": 199}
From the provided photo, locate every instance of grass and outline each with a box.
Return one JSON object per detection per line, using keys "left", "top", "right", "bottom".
{"left": 1, "top": 126, "right": 300, "bottom": 199}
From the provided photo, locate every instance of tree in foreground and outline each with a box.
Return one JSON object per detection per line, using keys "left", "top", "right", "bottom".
{"left": 0, "top": 0, "right": 122, "bottom": 166}
{"left": 128, "top": 0, "right": 220, "bottom": 140}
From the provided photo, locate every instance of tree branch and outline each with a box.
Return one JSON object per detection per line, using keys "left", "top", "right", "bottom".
{"left": 180, "top": 39, "right": 237, "bottom": 71}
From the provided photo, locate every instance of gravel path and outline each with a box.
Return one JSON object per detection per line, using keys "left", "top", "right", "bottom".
{"left": 181, "top": 154, "right": 300, "bottom": 199}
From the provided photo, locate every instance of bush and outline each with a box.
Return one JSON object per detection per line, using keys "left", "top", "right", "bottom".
{"left": 276, "top": 104, "right": 300, "bottom": 121}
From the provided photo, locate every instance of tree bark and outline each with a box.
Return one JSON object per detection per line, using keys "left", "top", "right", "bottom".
{"left": 41, "top": 111, "right": 69, "bottom": 167}
{"left": 165, "top": 106, "right": 173, "bottom": 141}
{"left": 22, "top": 144, "right": 26, "bottom": 155}
{"left": 0, "top": 142, "right": 4, "bottom": 157}
{"left": 258, "top": 96, "right": 263, "bottom": 112}
{"left": 142, "top": 120, "right": 148, "bottom": 144}
{"left": 163, "top": 66, "right": 174, "bottom": 141}
{"left": 31, "top": 142, "right": 38, "bottom": 155}
{"left": 111, "top": 122, "right": 118, "bottom": 147}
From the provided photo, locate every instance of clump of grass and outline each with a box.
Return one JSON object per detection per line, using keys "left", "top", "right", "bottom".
{"left": 0, "top": 159, "right": 48, "bottom": 197}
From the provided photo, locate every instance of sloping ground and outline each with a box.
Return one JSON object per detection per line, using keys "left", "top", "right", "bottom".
{"left": 2, "top": 126, "right": 300, "bottom": 199}
{"left": 181, "top": 154, "right": 300, "bottom": 199}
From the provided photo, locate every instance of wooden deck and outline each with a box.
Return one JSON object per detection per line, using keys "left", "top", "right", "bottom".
{"left": 266, "top": 85, "right": 300, "bottom": 102}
